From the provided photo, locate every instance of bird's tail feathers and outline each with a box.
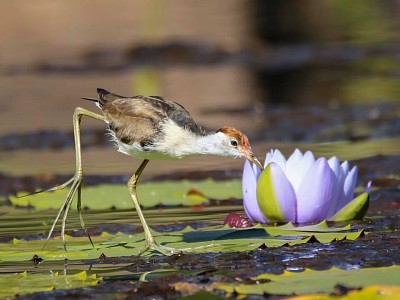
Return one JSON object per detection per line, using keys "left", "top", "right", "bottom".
{"left": 81, "top": 97, "right": 98, "bottom": 102}
{"left": 97, "top": 88, "right": 122, "bottom": 102}
{"left": 82, "top": 88, "right": 122, "bottom": 108}
{"left": 81, "top": 96, "right": 104, "bottom": 108}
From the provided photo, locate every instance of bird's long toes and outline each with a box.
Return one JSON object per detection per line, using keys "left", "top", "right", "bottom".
{"left": 138, "top": 242, "right": 219, "bottom": 256}
{"left": 135, "top": 242, "right": 174, "bottom": 256}
{"left": 42, "top": 176, "right": 82, "bottom": 251}
{"left": 48, "top": 176, "right": 77, "bottom": 193}
{"left": 149, "top": 244, "right": 179, "bottom": 256}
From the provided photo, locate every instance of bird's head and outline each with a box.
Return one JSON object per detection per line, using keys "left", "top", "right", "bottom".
{"left": 217, "top": 127, "right": 263, "bottom": 169}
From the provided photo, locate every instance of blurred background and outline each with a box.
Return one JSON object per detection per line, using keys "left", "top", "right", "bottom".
{"left": 0, "top": 0, "right": 399, "bottom": 181}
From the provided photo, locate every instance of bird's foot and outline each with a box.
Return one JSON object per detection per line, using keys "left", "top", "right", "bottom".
{"left": 41, "top": 174, "right": 93, "bottom": 251}
{"left": 137, "top": 242, "right": 180, "bottom": 256}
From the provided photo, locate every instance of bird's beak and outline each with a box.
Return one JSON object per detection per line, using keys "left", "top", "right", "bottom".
{"left": 241, "top": 148, "right": 264, "bottom": 170}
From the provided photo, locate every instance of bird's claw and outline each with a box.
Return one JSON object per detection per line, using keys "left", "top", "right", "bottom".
{"left": 42, "top": 174, "right": 92, "bottom": 251}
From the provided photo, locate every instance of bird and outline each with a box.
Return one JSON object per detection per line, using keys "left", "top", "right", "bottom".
{"left": 43, "top": 88, "right": 263, "bottom": 255}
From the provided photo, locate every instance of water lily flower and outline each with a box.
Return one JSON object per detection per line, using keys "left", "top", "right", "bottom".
{"left": 242, "top": 149, "right": 370, "bottom": 224}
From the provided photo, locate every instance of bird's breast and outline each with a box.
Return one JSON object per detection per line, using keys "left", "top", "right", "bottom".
{"left": 106, "top": 129, "right": 181, "bottom": 160}
{"left": 118, "top": 142, "right": 183, "bottom": 160}
{"left": 106, "top": 119, "right": 211, "bottom": 159}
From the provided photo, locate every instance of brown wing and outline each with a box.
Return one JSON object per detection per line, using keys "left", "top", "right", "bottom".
{"left": 102, "top": 96, "right": 168, "bottom": 146}
{"left": 95, "top": 89, "right": 207, "bottom": 146}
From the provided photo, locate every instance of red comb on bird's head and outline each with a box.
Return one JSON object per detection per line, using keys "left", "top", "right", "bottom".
{"left": 217, "top": 127, "right": 263, "bottom": 169}
{"left": 218, "top": 127, "right": 247, "bottom": 146}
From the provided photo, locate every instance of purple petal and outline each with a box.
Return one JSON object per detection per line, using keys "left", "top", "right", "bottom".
{"left": 252, "top": 161, "right": 262, "bottom": 178}
{"left": 268, "top": 163, "right": 297, "bottom": 222}
{"left": 242, "top": 160, "right": 266, "bottom": 223}
{"left": 365, "top": 181, "right": 372, "bottom": 193}
{"left": 257, "top": 163, "right": 297, "bottom": 222}
{"left": 296, "top": 158, "right": 335, "bottom": 223}
{"left": 264, "top": 149, "right": 287, "bottom": 171}
{"left": 288, "top": 148, "right": 303, "bottom": 160}
{"left": 341, "top": 166, "right": 358, "bottom": 208}
{"left": 286, "top": 149, "right": 303, "bottom": 173}
{"left": 327, "top": 157, "right": 346, "bottom": 217}
{"left": 303, "top": 151, "right": 316, "bottom": 167}
{"left": 286, "top": 150, "right": 315, "bottom": 193}
{"left": 341, "top": 161, "right": 349, "bottom": 176}
{"left": 328, "top": 157, "right": 342, "bottom": 180}
{"left": 264, "top": 150, "right": 274, "bottom": 167}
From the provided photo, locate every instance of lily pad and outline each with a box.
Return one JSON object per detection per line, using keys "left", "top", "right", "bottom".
{"left": 286, "top": 286, "right": 400, "bottom": 300}
{"left": 277, "top": 220, "right": 352, "bottom": 232}
{"left": 0, "top": 221, "right": 365, "bottom": 262}
{"left": 216, "top": 265, "right": 400, "bottom": 296}
{"left": 9, "top": 179, "right": 241, "bottom": 210}
{"left": 0, "top": 270, "right": 101, "bottom": 298}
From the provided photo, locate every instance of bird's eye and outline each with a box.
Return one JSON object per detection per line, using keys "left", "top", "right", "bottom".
{"left": 230, "top": 140, "right": 238, "bottom": 147}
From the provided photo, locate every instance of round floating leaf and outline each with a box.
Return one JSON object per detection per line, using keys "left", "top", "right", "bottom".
{"left": 216, "top": 265, "right": 400, "bottom": 296}
{"left": 9, "top": 179, "right": 242, "bottom": 210}
{"left": 0, "top": 220, "right": 365, "bottom": 262}
{"left": 0, "top": 270, "right": 101, "bottom": 298}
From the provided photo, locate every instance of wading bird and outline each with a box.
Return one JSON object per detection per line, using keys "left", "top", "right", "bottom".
{"left": 43, "top": 88, "right": 263, "bottom": 255}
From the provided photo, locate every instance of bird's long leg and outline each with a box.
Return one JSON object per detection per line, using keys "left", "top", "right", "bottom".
{"left": 127, "top": 160, "right": 218, "bottom": 256}
{"left": 42, "top": 107, "right": 106, "bottom": 250}
{"left": 127, "top": 160, "right": 176, "bottom": 255}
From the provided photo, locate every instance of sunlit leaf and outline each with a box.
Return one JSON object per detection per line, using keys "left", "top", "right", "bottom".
{"left": 288, "top": 285, "right": 400, "bottom": 300}
{"left": 330, "top": 192, "right": 370, "bottom": 222}
{"left": 276, "top": 220, "right": 352, "bottom": 232}
{"left": 0, "top": 221, "right": 365, "bottom": 262}
{"left": 216, "top": 266, "right": 400, "bottom": 296}
{"left": 178, "top": 290, "right": 225, "bottom": 300}
{"left": 0, "top": 270, "right": 101, "bottom": 298}
{"left": 0, "top": 207, "right": 366, "bottom": 298}
{"left": 9, "top": 179, "right": 241, "bottom": 210}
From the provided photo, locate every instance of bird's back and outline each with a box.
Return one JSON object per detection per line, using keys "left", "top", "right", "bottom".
{"left": 92, "top": 88, "right": 207, "bottom": 148}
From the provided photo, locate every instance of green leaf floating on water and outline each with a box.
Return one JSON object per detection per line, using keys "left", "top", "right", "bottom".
{"left": 9, "top": 179, "right": 242, "bottom": 210}
{"left": 0, "top": 221, "right": 364, "bottom": 262}
{"left": 295, "top": 286, "right": 400, "bottom": 300}
{"left": 0, "top": 219, "right": 366, "bottom": 298}
{"left": 0, "top": 270, "right": 101, "bottom": 298}
{"left": 216, "top": 265, "right": 400, "bottom": 296}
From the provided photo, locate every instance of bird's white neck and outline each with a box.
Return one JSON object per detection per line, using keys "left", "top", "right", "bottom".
{"left": 151, "top": 119, "right": 229, "bottom": 158}
{"left": 186, "top": 132, "right": 228, "bottom": 156}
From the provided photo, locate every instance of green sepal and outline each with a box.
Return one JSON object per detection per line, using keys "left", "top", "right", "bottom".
{"left": 329, "top": 192, "right": 370, "bottom": 222}
{"left": 256, "top": 165, "right": 285, "bottom": 222}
